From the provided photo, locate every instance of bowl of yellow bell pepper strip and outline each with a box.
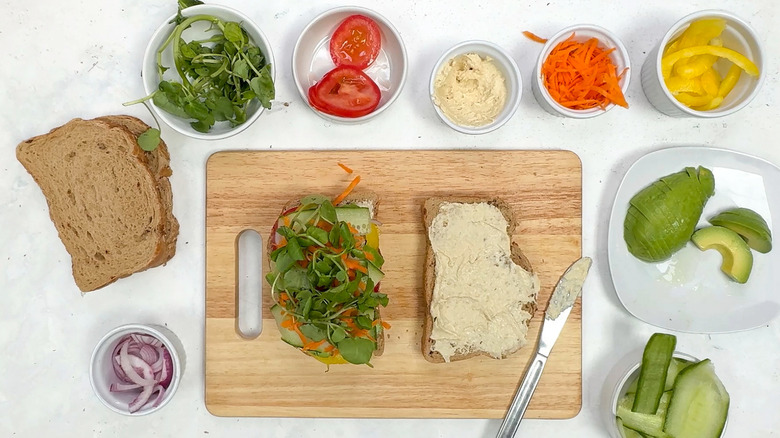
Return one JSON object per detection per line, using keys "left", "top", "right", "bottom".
{"left": 641, "top": 10, "right": 764, "bottom": 118}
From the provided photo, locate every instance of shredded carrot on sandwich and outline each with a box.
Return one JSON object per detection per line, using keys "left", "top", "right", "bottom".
{"left": 337, "top": 162, "right": 353, "bottom": 174}
{"left": 541, "top": 33, "right": 629, "bottom": 110}
{"left": 523, "top": 30, "right": 548, "bottom": 44}
{"left": 333, "top": 175, "right": 361, "bottom": 205}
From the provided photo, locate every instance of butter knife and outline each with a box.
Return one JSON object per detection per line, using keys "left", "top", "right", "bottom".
{"left": 496, "top": 256, "right": 592, "bottom": 438}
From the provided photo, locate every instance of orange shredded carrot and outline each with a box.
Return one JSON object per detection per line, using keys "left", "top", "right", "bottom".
{"left": 337, "top": 162, "right": 353, "bottom": 174}
{"left": 280, "top": 317, "right": 307, "bottom": 344}
{"left": 523, "top": 30, "right": 548, "bottom": 44}
{"left": 324, "top": 344, "right": 336, "bottom": 353}
{"left": 302, "top": 339, "right": 327, "bottom": 351}
{"left": 276, "top": 236, "right": 288, "bottom": 249}
{"left": 345, "top": 258, "right": 367, "bottom": 274}
{"left": 333, "top": 175, "right": 361, "bottom": 205}
{"left": 541, "top": 33, "right": 628, "bottom": 110}
{"left": 283, "top": 215, "right": 291, "bottom": 227}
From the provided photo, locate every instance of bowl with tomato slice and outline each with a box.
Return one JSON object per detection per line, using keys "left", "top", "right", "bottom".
{"left": 292, "top": 7, "right": 408, "bottom": 123}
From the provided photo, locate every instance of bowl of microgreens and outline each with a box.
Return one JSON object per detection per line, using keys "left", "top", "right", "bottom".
{"left": 131, "top": 1, "right": 276, "bottom": 140}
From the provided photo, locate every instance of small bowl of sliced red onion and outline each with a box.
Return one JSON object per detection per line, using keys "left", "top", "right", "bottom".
{"left": 89, "top": 324, "right": 183, "bottom": 415}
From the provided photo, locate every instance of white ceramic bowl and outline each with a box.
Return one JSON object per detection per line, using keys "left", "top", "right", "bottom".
{"left": 640, "top": 10, "right": 764, "bottom": 118}
{"left": 89, "top": 324, "right": 185, "bottom": 416}
{"left": 429, "top": 40, "right": 522, "bottom": 135}
{"left": 141, "top": 4, "right": 275, "bottom": 139}
{"left": 532, "top": 25, "right": 631, "bottom": 118}
{"left": 602, "top": 349, "right": 728, "bottom": 438}
{"left": 292, "top": 7, "right": 408, "bottom": 124}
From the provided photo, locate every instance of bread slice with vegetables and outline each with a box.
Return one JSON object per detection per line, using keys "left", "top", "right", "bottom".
{"left": 16, "top": 117, "right": 177, "bottom": 291}
{"left": 421, "top": 198, "right": 540, "bottom": 363}
{"left": 266, "top": 190, "right": 389, "bottom": 366}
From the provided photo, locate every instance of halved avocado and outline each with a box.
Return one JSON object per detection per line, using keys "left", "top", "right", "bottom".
{"left": 710, "top": 208, "right": 772, "bottom": 253}
{"left": 691, "top": 226, "right": 753, "bottom": 283}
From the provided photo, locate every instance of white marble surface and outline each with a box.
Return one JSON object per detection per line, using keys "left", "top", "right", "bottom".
{"left": 2, "top": 0, "right": 779, "bottom": 437}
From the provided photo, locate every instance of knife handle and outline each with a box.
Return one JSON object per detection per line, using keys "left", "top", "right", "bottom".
{"left": 495, "top": 353, "right": 548, "bottom": 438}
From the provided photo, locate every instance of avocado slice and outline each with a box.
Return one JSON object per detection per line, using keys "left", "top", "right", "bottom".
{"left": 691, "top": 226, "right": 753, "bottom": 283}
{"left": 710, "top": 208, "right": 772, "bottom": 253}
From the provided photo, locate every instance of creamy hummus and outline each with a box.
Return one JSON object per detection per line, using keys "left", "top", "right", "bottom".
{"left": 428, "top": 202, "right": 540, "bottom": 362}
{"left": 432, "top": 53, "right": 508, "bottom": 127}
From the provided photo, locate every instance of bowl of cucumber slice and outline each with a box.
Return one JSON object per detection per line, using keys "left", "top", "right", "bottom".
{"left": 604, "top": 333, "right": 730, "bottom": 438}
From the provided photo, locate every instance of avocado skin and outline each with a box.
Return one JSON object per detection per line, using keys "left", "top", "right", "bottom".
{"left": 691, "top": 225, "right": 753, "bottom": 284}
{"left": 624, "top": 166, "right": 715, "bottom": 262}
{"left": 710, "top": 208, "right": 772, "bottom": 253}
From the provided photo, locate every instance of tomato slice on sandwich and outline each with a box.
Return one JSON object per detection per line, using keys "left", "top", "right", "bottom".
{"left": 308, "top": 66, "right": 382, "bottom": 118}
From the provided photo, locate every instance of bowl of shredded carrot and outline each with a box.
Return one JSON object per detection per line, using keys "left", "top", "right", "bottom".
{"left": 532, "top": 25, "right": 630, "bottom": 118}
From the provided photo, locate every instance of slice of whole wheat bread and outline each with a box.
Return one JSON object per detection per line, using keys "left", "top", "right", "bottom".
{"left": 16, "top": 118, "right": 170, "bottom": 292}
{"left": 95, "top": 115, "right": 178, "bottom": 266}
{"left": 267, "top": 191, "right": 385, "bottom": 357}
{"left": 421, "top": 197, "right": 537, "bottom": 363}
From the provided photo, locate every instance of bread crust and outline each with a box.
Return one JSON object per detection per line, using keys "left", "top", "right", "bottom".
{"left": 420, "top": 197, "right": 537, "bottom": 363}
{"left": 267, "top": 192, "right": 385, "bottom": 357}
{"left": 95, "top": 115, "right": 179, "bottom": 267}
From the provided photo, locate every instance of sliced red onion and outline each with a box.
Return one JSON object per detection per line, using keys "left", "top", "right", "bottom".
{"left": 158, "top": 348, "right": 173, "bottom": 389}
{"left": 120, "top": 338, "right": 156, "bottom": 386}
{"left": 128, "top": 383, "right": 155, "bottom": 413}
{"left": 151, "top": 346, "right": 165, "bottom": 373}
{"left": 110, "top": 332, "right": 174, "bottom": 412}
{"left": 139, "top": 344, "right": 158, "bottom": 364}
{"left": 110, "top": 382, "right": 141, "bottom": 392}
{"left": 144, "top": 385, "right": 167, "bottom": 409}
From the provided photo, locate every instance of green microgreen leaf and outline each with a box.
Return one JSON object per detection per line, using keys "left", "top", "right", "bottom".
{"left": 285, "top": 238, "right": 304, "bottom": 261}
{"left": 356, "top": 315, "right": 373, "bottom": 330}
{"left": 330, "top": 326, "right": 347, "bottom": 343}
{"left": 306, "top": 227, "right": 329, "bottom": 246}
{"left": 300, "top": 324, "right": 326, "bottom": 342}
{"left": 274, "top": 251, "right": 295, "bottom": 274}
{"left": 137, "top": 128, "right": 161, "bottom": 152}
{"left": 319, "top": 201, "right": 338, "bottom": 224}
{"left": 337, "top": 337, "right": 375, "bottom": 365}
{"left": 223, "top": 22, "right": 245, "bottom": 44}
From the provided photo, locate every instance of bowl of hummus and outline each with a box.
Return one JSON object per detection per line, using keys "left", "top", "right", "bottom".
{"left": 429, "top": 41, "right": 522, "bottom": 134}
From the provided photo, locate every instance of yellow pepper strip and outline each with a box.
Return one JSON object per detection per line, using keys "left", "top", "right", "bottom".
{"left": 664, "top": 39, "right": 680, "bottom": 56}
{"left": 676, "top": 19, "right": 727, "bottom": 49}
{"left": 718, "top": 64, "right": 743, "bottom": 97}
{"left": 675, "top": 92, "right": 715, "bottom": 107}
{"left": 675, "top": 54, "right": 718, "bottom": 79}
{"left": 665, "top": 75, "right": 705, "bottom": 95}
{"left": 690, "top": 65, "right": 742, "bottom": 111}
{"left": 700, "top": 67, "right": 721, "bottom": 96}
{"left": 662, "top": 45, "right": 759, "bottom": 79}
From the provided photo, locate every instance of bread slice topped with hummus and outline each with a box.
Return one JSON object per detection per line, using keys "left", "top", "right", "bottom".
{"left": 421, "top": 198, "right": 540, "bottom": 363}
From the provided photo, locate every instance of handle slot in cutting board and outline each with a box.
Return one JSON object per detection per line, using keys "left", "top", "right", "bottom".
{"left": 236, "top": 229, "right": 263, "bottom": 339}
{"left": 206, "top": 150, "right": 583, "bottom": 419}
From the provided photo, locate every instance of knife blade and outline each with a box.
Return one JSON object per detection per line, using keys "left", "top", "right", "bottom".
{"left": 496, "top": 257, "right": 592, "bottom": 438}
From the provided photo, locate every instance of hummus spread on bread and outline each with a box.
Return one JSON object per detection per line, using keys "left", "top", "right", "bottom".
{"left": 432, "top": 53, "right": 507, "bottom": 127}
{"left": 427, "top": 202, "right": 539, "bottom": 362}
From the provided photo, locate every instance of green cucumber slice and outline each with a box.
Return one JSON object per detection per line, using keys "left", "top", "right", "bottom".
{"left": 633, "top": 333, "right": 677, "bottom": 414}
{"left": 617, "top": 405, "right": 668, "bottom": 437}
{"left": 664, "top": 359, "right": 729, "bottom": 438}
{"left": 270, "top": 304, "right": 303, "bottom": 347}
{"left": 367, "top": 263, "right": 384, "bottom": 285}
{"left": 665, "top": 357, "right": 694, "bottom": 391}
{"left": 617, "top": 418, "right": 647, "bottom": 438}
{"left": 335, "top": 206, "right": 371, "bottom": 235}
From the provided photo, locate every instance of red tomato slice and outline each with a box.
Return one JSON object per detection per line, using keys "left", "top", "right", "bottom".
{"left": 308, "top": 66, "right": 381, "bottom": 118}
{"left": 329, "top": 14, "right": 382, "bottom": 70}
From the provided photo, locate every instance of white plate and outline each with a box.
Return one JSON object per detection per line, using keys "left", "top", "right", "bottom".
{"left": 608, "top": 146, "right": 780, "bottom": 333}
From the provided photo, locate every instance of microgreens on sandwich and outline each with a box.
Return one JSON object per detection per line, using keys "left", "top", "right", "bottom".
{"left": 266, "top": 196, "right": 388, "bottom": 365}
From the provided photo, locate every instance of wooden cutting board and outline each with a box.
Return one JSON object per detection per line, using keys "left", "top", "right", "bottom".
{"left": 205, "top": 150, "right": 582, "bottom": 418}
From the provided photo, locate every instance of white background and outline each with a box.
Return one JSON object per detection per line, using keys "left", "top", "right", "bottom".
{"left": 1, "top": 0, "right": 779, "bottom": 437}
